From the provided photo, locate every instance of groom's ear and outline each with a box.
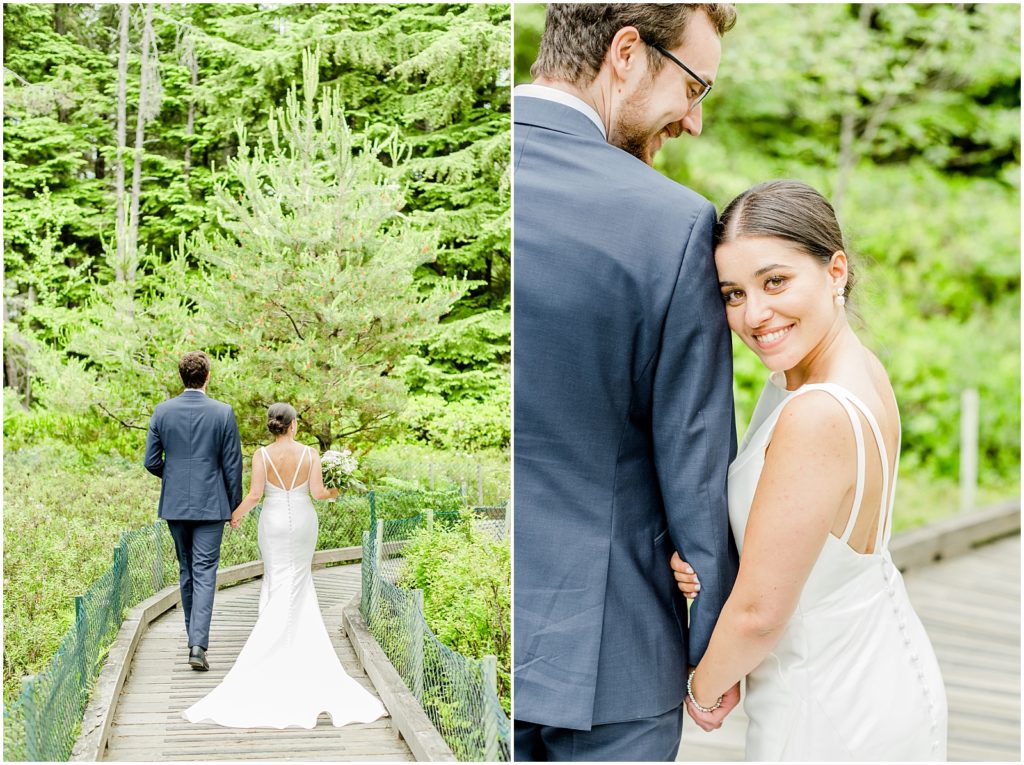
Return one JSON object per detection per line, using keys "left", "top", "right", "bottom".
{"left": 607, "top": 26, "right": 646, "bottom": 83}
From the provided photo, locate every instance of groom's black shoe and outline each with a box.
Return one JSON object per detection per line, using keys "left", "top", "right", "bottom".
{"left": 188, "top": 646, "right": 209, "bottom": 671}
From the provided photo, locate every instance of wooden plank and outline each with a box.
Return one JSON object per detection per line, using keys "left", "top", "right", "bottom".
{"left": 101, "top": 565, "right": 412, "bottom": 761}
{"left": 342, "top": 603, "right": 457, "bottom": 762}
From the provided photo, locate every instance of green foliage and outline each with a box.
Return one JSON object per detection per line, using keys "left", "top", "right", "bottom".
{"left": 2, "top": 446, "right": 159, "bottom": 702}
{"left": 188, "top": 53, "right": 464, "bottom": 450}
{"left": 362, "top": 443, "right": 509, "bottom": 505}
{"left": 398, "top": 515, "right": 510, "bottom": 711}
{"left": 4, "top": 3, "right": 510, "bottom": 452}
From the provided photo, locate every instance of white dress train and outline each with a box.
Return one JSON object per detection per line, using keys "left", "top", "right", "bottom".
{"left": 731, "top": 374, "right": 947, "bottom": 761}
{"left": 183, "top": 446, "right": 387, "bottom": 729}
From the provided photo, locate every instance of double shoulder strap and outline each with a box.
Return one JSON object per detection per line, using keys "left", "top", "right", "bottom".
{"left": 261, "top": 445, "right": 313, "bottom": 490}
{"left": 785, "top": 384, "right": 900, "bottom": 552}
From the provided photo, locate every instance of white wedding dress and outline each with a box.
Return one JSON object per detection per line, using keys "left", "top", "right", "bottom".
{"left": 183, "top": 446, "right": 387, "bottom": 728}
{"left": 730, "top": 373, "right": 947, "bottom": 761}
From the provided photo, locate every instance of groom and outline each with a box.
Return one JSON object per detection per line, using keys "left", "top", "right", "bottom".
{"left": 514, "top": 4, "right": 740, "bottom": 760}
{"left": 145, "top": 351, "right": 242, "bottom": 671}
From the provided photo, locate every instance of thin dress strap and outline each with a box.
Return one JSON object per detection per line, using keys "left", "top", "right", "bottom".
{"left": 837, "top": 393, "right": 893, "bottom": 553}
{"left": 288, "top": 445, "right": 308, "bottom": 491}
{"left": 797, "top": 384, "right": 895, "bottom": 551}
{"left": 262, "top": 446, "right": 286, "bottom": 488}
{"left": 882, "top": 391, "right": 902, "bottom": 549}
{"left": 791, "top": 385, "right": 867, "bottom": 544}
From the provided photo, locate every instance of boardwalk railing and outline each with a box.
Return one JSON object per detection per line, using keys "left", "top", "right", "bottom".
{"left": 361, "top": 505, "right": 511, "bottom": 761}
{"left": 2, "top": 487, "right": 464, "bottom": 762}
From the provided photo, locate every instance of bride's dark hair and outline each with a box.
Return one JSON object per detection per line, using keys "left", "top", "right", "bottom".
{"left": 715, "top": 180, "right": 856, "bottom": 297}
{"left": 267, "top": 403, "right": 297, "bottom": 436}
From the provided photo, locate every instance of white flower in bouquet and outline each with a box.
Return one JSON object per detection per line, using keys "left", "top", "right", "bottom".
{"left": 321, "top": 448, "right": 365, "bottom": 493}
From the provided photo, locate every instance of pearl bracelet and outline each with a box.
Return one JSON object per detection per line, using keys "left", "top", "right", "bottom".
{"left": 687, "top": 669, "right": 723, "bottom": 714}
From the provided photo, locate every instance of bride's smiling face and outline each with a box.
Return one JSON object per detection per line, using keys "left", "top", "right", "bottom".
{"left": 715, "top": 236, "right": 847, "bottom": 373}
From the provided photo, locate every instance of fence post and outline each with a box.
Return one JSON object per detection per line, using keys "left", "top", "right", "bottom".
{"left": 360, "top": 530, "right": 373, "bottom": 619}
{"left": 477, "top": 462, "right": 484, "bottom": 506}
{"left": 409, "top": 590, "right": 425, "bottom": 699}
{"left": 23, "top": 677, "right": 38, "bottom": 761}
{"left": 960, "top": 388, "right": 979, "bottom": 512}
{"left": 426, "top": 507, "right": 434, "bottom": 531}
{"left": 481, "top": 654, "right": 500, "bottom": 761}
{"left": 428, "top": 462, "right": 435, "bottom": 490}
{"left": 503, "top": 504, "right": 511, "bottom": 540}
{"left": 152, "top": 523, "right": 164, "bottom": 593}
{"left": 375, "top": 520, "right": 384, "bottom": 570}
{"left": 113, "top": 535, "right": 127, "bottom": 627}
{"left": 75, "top": 595, "right": 88, "bottom": 687}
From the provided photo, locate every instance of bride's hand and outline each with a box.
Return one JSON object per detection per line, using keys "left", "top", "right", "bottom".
{"left": 685, "top": 679, "right": 740, "bottom": 732}
{"left": 230, "top": 510, "right": 243, "bottom": 529}
{"left": 670, "top": 551, "right": 700, "bottom": 599}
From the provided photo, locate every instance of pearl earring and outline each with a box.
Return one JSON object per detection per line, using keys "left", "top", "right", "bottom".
{"left": 835, "top": 287, "right": 846, "bottom": 307}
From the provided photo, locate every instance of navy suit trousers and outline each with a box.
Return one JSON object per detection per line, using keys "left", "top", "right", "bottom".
{"left": 166, "top": 520, "right": 224, "bottom": 650}
{"left": 514, "top": 707, "right": 684, "bottom": 762}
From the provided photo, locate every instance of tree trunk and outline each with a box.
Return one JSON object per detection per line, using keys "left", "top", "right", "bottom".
{"left": 114, "top": 3, "right": 129, "bottom": 281}
{"left": 53, "top": 6, "right": 71, "bottom": 122}
{"left": 184, "top": 43, "right": 197, "bottom": 182}
{"left": 127, "top": 2, "right": 155, "bottom": 284}
{"left": 52, "top": 4, "right": 65, "bottom": 35}
{"left": 832, "top": 3, "right": 874, "bottom": 215}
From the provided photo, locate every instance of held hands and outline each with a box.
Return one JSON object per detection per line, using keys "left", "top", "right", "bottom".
{"left": 671, "top": 551, "right": 700, "bottom": 599}
{"left": 685, "top": 675, "right": 740, "bottom": 732}
{"left": 229, "top": 508, "right": 246, "bottom": 529}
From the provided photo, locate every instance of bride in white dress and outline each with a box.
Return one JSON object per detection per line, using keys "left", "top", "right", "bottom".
{"left": 183, "top": 402, "right": 387, "bottom": 729}
{"left": 671, "top": 181, "right": 947, "bottom": 760}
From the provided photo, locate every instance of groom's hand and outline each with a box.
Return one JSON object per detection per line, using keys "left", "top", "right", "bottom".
{"left": 685, "top": 681, "right": 740, "bottom": 732}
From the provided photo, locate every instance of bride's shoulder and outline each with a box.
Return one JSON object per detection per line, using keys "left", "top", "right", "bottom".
{"left": 774, "top": 388, "right": 856, "bottom": 444}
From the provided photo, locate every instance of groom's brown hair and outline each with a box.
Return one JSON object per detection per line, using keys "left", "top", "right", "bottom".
{"left": 179, "top": 351, "right": 211, "bottom": 389}
{"left": 531, "top": 3, "right": 737, "bottom": 86}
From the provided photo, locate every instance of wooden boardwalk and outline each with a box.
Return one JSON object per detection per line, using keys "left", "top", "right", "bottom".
{"left": 102, "top": 564, "right": 412, "bottom": 761}
{"left": 678, "top": 534, "right": 1021, "bottom": 762}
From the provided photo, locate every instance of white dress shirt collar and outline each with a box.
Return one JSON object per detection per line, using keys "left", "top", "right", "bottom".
{"left": 514, "top": 83, "right": 607, "bottom": 139}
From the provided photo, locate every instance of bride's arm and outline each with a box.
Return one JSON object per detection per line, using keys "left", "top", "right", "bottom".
{"left": 688, "top": 392, "right": 855, "bottom": 712}
{"left": 230, "top": 450, "right": 267, "bottom": 527}
{"left": 308, "top": 449, "right": 340, "bottom": 501}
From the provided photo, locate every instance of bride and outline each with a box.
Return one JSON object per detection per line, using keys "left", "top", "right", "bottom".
{"left": 671, "top": 180, "right": 947, "bottom": 760}
{"left": 183, "top": 402, "right": 387, "bottom": 729}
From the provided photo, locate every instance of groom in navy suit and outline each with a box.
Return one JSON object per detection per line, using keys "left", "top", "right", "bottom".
{"left": 514, "top": 4, "right": 740, "bottom": 760}
{"left": 145, "top": 351, "right": 242, "bottom": 671}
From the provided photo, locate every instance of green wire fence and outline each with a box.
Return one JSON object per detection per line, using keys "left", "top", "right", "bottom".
{"left": 361, "top": 503, "right": 510, "bottom": 761}
{"left": 2, "top": 488, "right": 468, "bottom": 762}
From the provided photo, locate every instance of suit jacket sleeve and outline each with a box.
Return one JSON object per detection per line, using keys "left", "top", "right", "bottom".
{"left": 222, "top": 408, "right": 243, "bottom": 508}
{"left": 144, "top": 410, "right": 165, "bottom": 478}
{"left": 651, "top": 201, "right": 739, "bottom": 667}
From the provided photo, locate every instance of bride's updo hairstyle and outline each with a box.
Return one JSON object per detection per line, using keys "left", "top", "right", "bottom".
{"left": 714, "top": 180, "right": 855, "bottom": 298}
{"left": 267, "top": 403, "right": 297, "bottom": 436}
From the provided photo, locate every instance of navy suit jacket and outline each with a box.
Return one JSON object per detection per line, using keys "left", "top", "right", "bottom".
{"left": 513, "top": 95, "right": 739, "bottom": 730}
{"left": 144, "top": 389, "right": 243, "bottom": 522}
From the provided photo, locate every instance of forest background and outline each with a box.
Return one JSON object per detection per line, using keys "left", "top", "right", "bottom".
{"left": 4, "top": 3, "right": 510, "bottom": 702}
{"left": 517, "top": 3, "right": 1020, "bottom": 520}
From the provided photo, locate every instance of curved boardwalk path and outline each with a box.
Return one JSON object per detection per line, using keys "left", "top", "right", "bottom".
{"left": 102, "top": 563, "right": 411, "bottom": 761}
{"left": 678, "top": 534, "right": 1021, "bottom": 762}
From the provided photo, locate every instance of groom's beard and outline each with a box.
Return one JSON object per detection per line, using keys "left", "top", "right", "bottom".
{"left": 613, "top": 86, "right": 659, "bottom": 166}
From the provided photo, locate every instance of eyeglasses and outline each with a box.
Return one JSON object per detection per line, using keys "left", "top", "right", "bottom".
{"left": 644, "top": 40, "right": 712, "bottom": 113}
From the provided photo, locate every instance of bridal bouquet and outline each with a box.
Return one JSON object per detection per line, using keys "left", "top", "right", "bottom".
{"left": 321, "top": 448, "right": 365, "bottom": 493}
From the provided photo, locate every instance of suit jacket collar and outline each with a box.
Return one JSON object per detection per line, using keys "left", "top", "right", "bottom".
{"left": 515, "top": 94, "right": 607, "bottom": 142}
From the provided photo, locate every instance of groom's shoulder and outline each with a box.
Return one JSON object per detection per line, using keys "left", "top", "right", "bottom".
{"left": 626, "top": 159, "right": 710, "bottom": 213}
{"left": 204, "top": 395, "right": 235, "bottom": 416}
